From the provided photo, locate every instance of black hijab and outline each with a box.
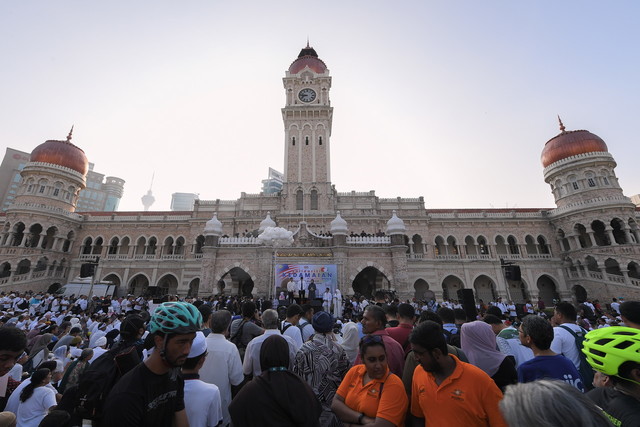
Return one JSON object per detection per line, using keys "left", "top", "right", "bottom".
{"left": 230, "top": 335, "right": 321, "bottom": 427}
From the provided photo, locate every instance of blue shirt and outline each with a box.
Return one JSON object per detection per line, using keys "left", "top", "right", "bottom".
{"left": 517, "top": 354, "right": 584, "bottom": 392}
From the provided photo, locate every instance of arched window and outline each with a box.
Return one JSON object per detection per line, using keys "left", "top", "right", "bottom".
{"left": 292, "top": 137, "right": 296, "bottom": 146}
{"left": 568, "top": 175, "right": 579, "bottom": 190}
{"left": 305, "top": 136, "right": 309, "bottom": 146}
{"left": 296, "top": 190, "right": 304, "bottom": 210}
{"left": 310, "top": 189, "right": 318, "bottom": 210}
{"left": 586, "top": 172, "right": 596, "bottom": 188}
{"left": 319, "top": 136, "right": 323, "bottom": 145}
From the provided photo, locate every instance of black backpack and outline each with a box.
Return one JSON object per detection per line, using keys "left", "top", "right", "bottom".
{"left": 443, "top": 328, "right": 461, "bottom": 348}
{"left": 559, "top": 325, "right": 594, "bottom": 391}
{"left": 72, "top": 342, "right": 141, "bottom": 420}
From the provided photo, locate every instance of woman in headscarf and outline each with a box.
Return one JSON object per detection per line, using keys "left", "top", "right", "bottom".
{"left": 27, "top": 333, "right": 53, "bottom": 372}
{"left": 52, "top": 345, "right": 69, "bottom": 370}
{"left": 59, "top": 348, "right": 93, "bottom": 393}
{"left": 460, "top": 320, "right": 517, "bottom": 391}
{"left": 340, "top": 321, "right": 360, "bottom": 365}
{"left": 229, "top": 335, "right": 321, "bottom": 427}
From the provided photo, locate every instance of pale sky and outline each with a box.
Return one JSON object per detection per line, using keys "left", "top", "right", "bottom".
{"left": 1, "top": 1, "right": 639, "bottom": 212}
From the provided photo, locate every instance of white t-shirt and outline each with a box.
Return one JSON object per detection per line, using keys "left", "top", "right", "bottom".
{"left": 550, "top": 323, "right": 584, "bottom": 369}
{"left": 184, "top": 379, "right": 222, "bottom": 427}
{"left": 5, "top": 378, "right": 55, "bottom": 414}
{"left": 281, "top": 321, "right": 303, "bottom": 351}
{"left": 199, "top": 333, "right": 244, "bottom": 427}
{"left": 16, "top": 385, "right": 57, "bottom": 427}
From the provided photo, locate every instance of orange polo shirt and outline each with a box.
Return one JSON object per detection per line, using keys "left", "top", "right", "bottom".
{"left": 336, "top": 364, "right": 408, "bottom": 427}
{"left": 411, "top": 355, "right": 507, "bottom": 427}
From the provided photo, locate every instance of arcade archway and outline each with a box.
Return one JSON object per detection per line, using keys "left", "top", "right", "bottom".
{"left": 536, "top": 275, "right": 560, "bottom": 306}
{"left": 128, "top": 274, "right": 150, "bottom": 296}
{"left": 442, "top": 275, "right": 464, "bottom": 301}
{"left": 413, "top": 279, "right": 429, "bottom": 300}
{"left": 220, "top": 267, "right": 254, "bottom": 297}
{"left": 473, "top": 275, "right": 497, "bottom": 303}
{"left": 352, "top": 267, "right": 389, "bottom": 298}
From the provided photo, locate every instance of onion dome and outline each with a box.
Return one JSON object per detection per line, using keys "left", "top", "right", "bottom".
{"left": 288, "top": 42, "right": 327, "bottom": 74}
{"left": 259, "top": 212, "right": 277, "bottom": 232}
{"left": 204, "top": 213, "right": 223, "bottom": 236}
{"left": 386, "top": 210, "right": 406, "bottom": 235}
{"left": 30, "top": 126, "right": 89, "bottom": 175}
{"left": 541, "top": 117, "right": 609, "bottom": 168}
{"left": 330, "top": 211, "right": 348, "bottom": 235}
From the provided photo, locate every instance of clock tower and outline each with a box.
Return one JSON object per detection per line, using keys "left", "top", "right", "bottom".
{"left": 281, "top": 43, "right": 335, "bottom": 213}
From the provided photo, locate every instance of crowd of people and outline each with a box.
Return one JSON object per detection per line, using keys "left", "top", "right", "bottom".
{"left": 0, "top": 288, "right": 638, "bottom": 426}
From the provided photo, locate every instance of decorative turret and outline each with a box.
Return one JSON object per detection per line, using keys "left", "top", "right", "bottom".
{"left": 330, "top": 211, "right": 348, "bottom": 235}
{"left": 259, "top": 212, "right": 276, "bottom": 232}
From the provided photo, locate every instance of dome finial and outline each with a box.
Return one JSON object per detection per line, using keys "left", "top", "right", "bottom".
{"left": 557, "top": 115, "right": 566, "bottom": 133}
{"left": 66, "top": 125, "right": 74, "bottom": 142}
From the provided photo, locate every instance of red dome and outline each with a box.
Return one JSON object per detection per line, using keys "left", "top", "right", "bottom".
{"left": 30, "top": 139, "right": 89, "bottom": 175}
{"left": 288, "top": 45, "right": 327, "bottom": 74}
{"left": 541, "top": 129, "right": 608, "bottom": 168}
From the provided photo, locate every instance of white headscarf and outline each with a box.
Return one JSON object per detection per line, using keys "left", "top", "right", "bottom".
{"left": 341, "top": 321, "right": 360, "bottom": 365}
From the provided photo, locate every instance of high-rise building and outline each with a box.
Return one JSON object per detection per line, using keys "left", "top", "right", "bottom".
{"left": 171, "top": 193, "right": 199, "bottom": 211}
{"left": 261, "top": 168, "right": 283, "bottom": 195}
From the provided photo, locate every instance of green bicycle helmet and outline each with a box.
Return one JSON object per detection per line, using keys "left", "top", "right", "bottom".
{"left": 582, "top": 326, "right": 640, "bottom": 376}
{"left": 148, "top": 302, "right": 202, "bottom": 335}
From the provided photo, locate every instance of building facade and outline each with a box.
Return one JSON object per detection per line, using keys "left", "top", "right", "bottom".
{"left": 0, "top": 44, "right": 639, "bottom": 305}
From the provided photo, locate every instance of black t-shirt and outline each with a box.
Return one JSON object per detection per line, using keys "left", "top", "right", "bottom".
{"left": 491, "top": 357, "right": 518, "bottom": 392}
{"left": 103, "top": 362, "right": 185, "bottom": 427}
{"left": 587, "top": 387, "right": 640, "bottom": 427}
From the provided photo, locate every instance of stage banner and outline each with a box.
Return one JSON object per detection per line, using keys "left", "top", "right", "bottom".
{"left": 275, "top": 264, "right": 338, "bottom": 294}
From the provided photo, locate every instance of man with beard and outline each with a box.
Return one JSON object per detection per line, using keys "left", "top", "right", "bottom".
{"left": 103, "top": 302, "right": 201, "bottom": 427}
{"left": 408, "top": 321, "right": 506, "bottom": 427}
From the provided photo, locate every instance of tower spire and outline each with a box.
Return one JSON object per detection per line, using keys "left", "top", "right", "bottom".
{"left": 66, "top": 125, "right": 74, "bottom": 142}
{"left": 557, "top": 115, "right": 566, "bottom": 133}
{"left": 306, "top": 36, "right": 310, "bottom": 48}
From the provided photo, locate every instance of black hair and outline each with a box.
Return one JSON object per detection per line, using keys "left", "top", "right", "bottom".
{"left": 286, "top": 303, "right": 303, "bottom": 318}
{"left": 483, "top": 314, "right": 503, "bottom": 325}
{"left": 486, "top": 306, "right": 504, "bottom": 318}
{"left": 521, "top": 315, "right": 553, "bottom": 350}
{"left": 419, "top": 311, "right": 443, "bottom": 327}
{"left": 120, "top": 314, "right": 145, "bottom": 339}
{"left": 241, "top": 301, "right": 257, "bottom": 318}
{"left": 198, "top": 304, "right": 212, "bottom": 325}
{"left": 0, "top": 326, "right": 27, "bottom": 352}
{"left": 301, "top": 304, "right": 313, "bottom": 315}
{"left": 384, "top": 304, "right": 398, "bottom": 317}
{"left": 397, "top": 303, "right": 415, "bottom": 320}
{"left": 409, "top": 320, "right": 448, "bottom": 355}
{"left": 36, "top": 360, "right": 58, "bottom": 372}
{"left": 364, "top": 305, "right": 387, "bottom": 328}
{"left": 20, "top": 368, "right": 50, "bottom": 402}
{"left": 359, "top": 335, "right": 386, "bottom": 357}
{"left": 437, "top": 307, "right": 455, "bottom": 324}
{"left": 183, "top": 352, "right": 206, "bottom": 370}
{"left": 555, "top": 302, "right": 577, "bottom": 322}
{"left": 620, "top": 301, "right": 640, "bottom": 324}
{"left": 453, "top": 308, "right": 467, "bottom": 322}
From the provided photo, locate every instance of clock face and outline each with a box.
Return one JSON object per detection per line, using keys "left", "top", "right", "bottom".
{"left": 298, "top": 88, "right": 316, "bottom": 103}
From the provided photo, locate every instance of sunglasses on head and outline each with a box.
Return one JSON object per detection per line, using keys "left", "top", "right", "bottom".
{"left": 361, "top": 334, "right": 383, "bottom": 345}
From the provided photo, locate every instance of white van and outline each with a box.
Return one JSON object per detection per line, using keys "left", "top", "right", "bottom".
{"left": 56, "top": 277, "right": 119, "bottom": 298}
